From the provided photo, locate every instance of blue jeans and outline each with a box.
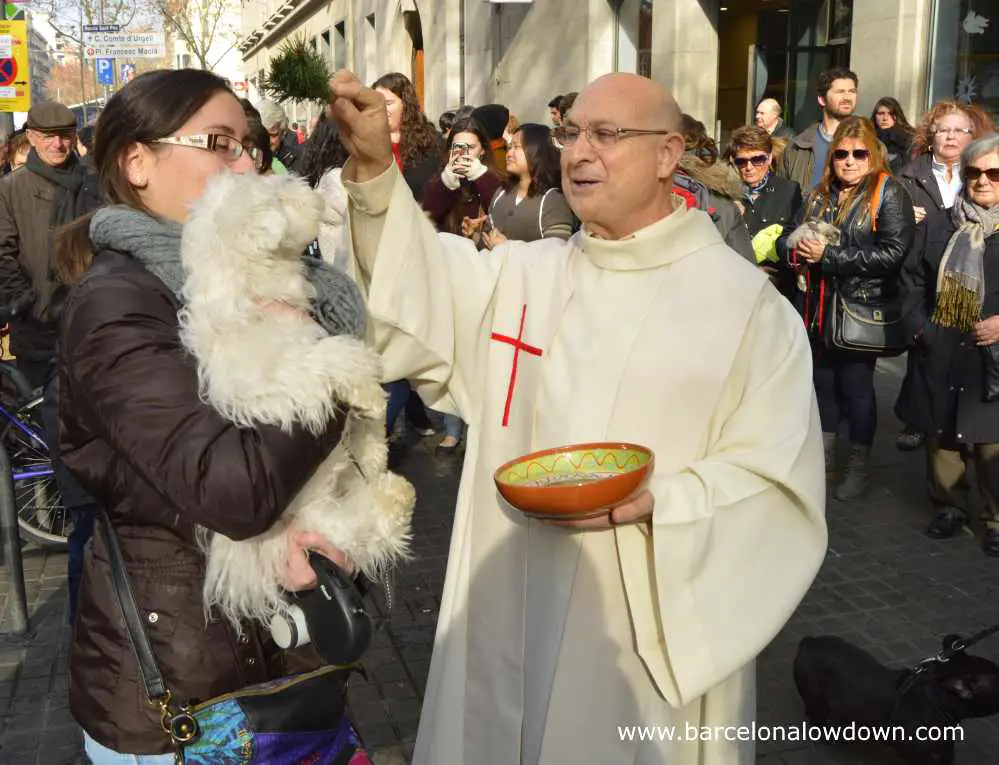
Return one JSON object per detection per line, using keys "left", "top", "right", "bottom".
{"left": 441, "top": 413, "right": 465, "bottom": 440}
{"left": 383, "top": 380, "right": 411, "bottom": 437}
{"left": 83, "top": 731, "right": 175, "bottom": 764}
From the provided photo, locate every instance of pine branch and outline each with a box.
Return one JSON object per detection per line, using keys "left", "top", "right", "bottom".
{"left": 259, "top": 34, "right": 330, "bottom": 104}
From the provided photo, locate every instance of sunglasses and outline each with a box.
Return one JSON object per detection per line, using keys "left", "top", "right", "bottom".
{"left": 832, "top": 149, "right": 870, "bottom": 161}
{"left": 964, "top": 167, "right": 999, "bottom": 183}
{"left": 733, "top": 154, "right": 769, "bottom": 168}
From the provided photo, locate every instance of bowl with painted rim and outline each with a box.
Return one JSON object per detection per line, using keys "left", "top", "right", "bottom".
{"left": 493, "top": 442, "right": 655, "bottom": 520}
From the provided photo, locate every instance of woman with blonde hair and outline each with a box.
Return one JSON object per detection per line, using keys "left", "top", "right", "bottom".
{"left": 779, "top": 116, "right": 915, "bottom": 500}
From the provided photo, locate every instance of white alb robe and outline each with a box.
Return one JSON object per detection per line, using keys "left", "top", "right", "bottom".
{"left": 343, "top": 163, "right": 828, "bottom": 765}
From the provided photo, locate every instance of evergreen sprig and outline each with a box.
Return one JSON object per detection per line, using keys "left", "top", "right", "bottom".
{"left": 259, "top": 35, "right": 331, "bottom": 104}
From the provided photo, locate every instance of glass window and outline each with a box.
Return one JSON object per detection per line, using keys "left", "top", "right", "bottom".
{"left": 638, "top": 0, "right": 652, "bottom": 77}
{"left": 929, "top": 0, "right": 999, "bottom": 122}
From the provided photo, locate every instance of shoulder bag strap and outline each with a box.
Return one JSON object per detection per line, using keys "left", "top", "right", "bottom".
{"left": 870, "top": 172, "right": 890, "bottom": 233}
{"left": 98, "top": 508, "right": 170, "bottom": 703}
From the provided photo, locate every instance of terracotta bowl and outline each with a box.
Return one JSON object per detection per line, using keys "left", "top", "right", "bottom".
{"left": 493, "top": 442, "right": 655, "bottom": 520}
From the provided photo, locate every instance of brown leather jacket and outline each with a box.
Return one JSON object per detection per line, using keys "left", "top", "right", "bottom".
{"left": 58, "top": 251, "right": 344, "bottom": 754}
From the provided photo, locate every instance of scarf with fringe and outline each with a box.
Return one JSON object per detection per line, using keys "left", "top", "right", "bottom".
{"left": 931, "top": 198, "right": 999, "bottom": 331}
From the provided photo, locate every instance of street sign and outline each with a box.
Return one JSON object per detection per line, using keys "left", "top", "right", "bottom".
{"left": 96, "top": 57, "right": 113, "bottom": 85}
{"left": 83, "top": 31, "right": 165, "bottom": 59}
{"left": 3, "top": 2, "right": 26, "bottom": 22}
{"left": 83, "top": 24, "right": 120, "bottom": 33}
{"left": 0, "top": 14, "right": 29, "bottom": 112}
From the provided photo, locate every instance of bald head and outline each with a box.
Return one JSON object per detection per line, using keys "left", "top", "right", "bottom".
{"left": 558, "top": 73, "right": 686, "bottom": 241}
{"left": 572, "top": 73, "right": 681, "bottom": 132}
{"left": 755, "top": 99, "right": 782, "bottom": 131}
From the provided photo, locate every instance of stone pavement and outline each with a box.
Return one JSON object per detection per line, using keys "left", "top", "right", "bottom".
{"left": 3, "top": 361, "right": 999, "bottom": 764}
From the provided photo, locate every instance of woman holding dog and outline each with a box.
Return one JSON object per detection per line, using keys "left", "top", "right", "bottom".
{"left": 896, "top": 133, "right": 999, "bottom": 556}
{"left": 779, "top": 116, "right": 915, "bottom": 501}
{"left": 725, "top": 124, "right": 802, "bottom": 298}
{"left": 51, "top": 70, "right": 354, "bottom": 762}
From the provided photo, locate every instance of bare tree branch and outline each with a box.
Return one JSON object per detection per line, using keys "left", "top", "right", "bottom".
{"left": 155, "top": 0, "right": 233, "bottom": 69}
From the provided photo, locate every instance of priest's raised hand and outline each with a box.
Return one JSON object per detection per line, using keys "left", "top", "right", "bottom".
{"left": 327, "top": 70, "right": 394, "bottom": 182}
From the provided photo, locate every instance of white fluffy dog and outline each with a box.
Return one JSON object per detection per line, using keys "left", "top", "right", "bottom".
{"left": 179, "top": 170, "right": 415, "bottom": 629}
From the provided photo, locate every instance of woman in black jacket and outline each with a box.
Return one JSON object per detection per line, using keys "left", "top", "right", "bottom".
{"left": 52, "top": 70, "right": 351, "bottom": 761}
{"left": 896, "top": 133, "right": 999, "bottom": 556}
{"left": 779, "top": 116, "right": 915, "bottom": 501}
{"left": 893, "top": 101, "right": 994, "bottom": 450}
{"left": 725, "top": 125, "right": 802, "bottom": 297}
{"left": 871, "top": 97, "right": 915, "bottom": 176}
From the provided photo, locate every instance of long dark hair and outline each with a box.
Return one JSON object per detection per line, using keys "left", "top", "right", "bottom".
{"left": 505, "top": 123, "right": 560, "bottom": 197}
{"left": 680, "top": 113, "right": 719, "bottom": 164}
{"left": 439, "top": 117, "right": 501, "bottom": 236}
{"left": 54, "top": 69, "right": 234, "bottom": 283}
{"left": 299, "top": 113, "right": 349, "bottom": 188}
{"left": 240, "top": 98, "right": 271, "bottom": 176}
{"left": 372, "top": 72, "right": 440, "bottom": 169}
{"left": 871, "top": 97, "right": 915, "bottom": 136}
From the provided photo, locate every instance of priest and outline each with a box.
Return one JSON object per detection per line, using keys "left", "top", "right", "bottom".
{"left": 328, "top": 70, "right": 827, "bottom": 765}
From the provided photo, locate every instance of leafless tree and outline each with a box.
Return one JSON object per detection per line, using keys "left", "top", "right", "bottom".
{"left": 36, "top": 0, "right": 156, "bottom": 47}
{"left": 154, "top": 0, "right": 236, "bottom": 70}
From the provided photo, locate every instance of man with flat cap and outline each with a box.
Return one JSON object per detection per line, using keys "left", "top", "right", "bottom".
{"left": 0, "top": 100, "right": 100, "bottom": 623}
{"left": 330, "top": 70, "right": 827, "bottom": 764}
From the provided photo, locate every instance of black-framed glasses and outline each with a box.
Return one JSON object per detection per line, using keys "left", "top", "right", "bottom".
{"left": 151, "top": 133, "right": 264, "bottom": 170}
{"left": 965, "top": 167, "right": 999, "bottom": 183}
{"left": 832, "top": 148, "right": 870, "bottom": 161}
{"left": 551, "top": 124, "right": 672, "bottom": 151}
{"left": 733, "top": 154, "right": 769, "bottom": 168}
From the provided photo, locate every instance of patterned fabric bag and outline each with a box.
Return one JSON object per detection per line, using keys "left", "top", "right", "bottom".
{"left": 99, "top": 509, "right": 372, "bottom": 765}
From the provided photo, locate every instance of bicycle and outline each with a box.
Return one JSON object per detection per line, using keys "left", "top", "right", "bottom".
{"left": 0, "top": 359, "right": 69, "bottom": 549}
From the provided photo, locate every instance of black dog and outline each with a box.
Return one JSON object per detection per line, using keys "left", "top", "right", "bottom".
{"left": 793, "top": 634, "right": 999, "bottom": 765}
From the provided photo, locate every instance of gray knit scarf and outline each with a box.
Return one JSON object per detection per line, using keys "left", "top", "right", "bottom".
{"left": 931, "top": 198, "right": 999, "bottom": 332}
{"left": 89, "top": 205, "right": 367, "bottom": 338}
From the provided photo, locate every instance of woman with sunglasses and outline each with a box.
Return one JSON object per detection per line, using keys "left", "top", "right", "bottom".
{"left": 779, "top": 116, "right": 915, "bottom": 501}
{"left": 725, "top": 125, "right": 802, "bottom": 297}
{"left": 897, "top": 134, "right": 999, "bottom": 555}
{"left": 892, "top": 101, "right": 994, "bottom": 452}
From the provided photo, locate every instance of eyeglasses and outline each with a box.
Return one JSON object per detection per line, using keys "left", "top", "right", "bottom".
{"left": 964, "top": 167, "right": 999, "bottom": 183}
{"left": 151, "top": 133, "right": 263, "bottom": 170}
{"left": 832, "top": 148, "right": 870, "bottom": 161}
{"left": 551, "top": 124, "right": 672, "bottom": 151}
{"left": 733, "top": 154, "right": 769, "bottom": 168}
{"left": 934, "top": 127, "right": 974, "bottom": 137}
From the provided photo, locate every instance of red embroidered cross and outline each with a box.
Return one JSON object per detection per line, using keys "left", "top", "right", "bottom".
{"left": 490, "top": 304, "right": 543, "bottom": 428}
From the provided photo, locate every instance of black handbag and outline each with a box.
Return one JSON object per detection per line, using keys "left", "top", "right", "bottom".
{"left": 96, "top": 509, "right": 373, "bottom": 763}
{"left": 829, "top": 291, "right": 908, "bottom": 357}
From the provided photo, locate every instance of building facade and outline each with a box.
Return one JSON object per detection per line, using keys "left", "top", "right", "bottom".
{"left": 238, "top": 0, "right": 998, "bottom": 133}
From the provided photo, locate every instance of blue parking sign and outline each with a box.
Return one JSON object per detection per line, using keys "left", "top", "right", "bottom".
{"left": 96, "top": 58, "right": 114, "bottom": 85}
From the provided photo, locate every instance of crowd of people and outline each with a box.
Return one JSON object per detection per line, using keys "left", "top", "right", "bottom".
{"left": 0, "top": 61, "right": 996, "bottom": 764}
{"left": 735, "top": 67, "right": 999, "bottom": 558}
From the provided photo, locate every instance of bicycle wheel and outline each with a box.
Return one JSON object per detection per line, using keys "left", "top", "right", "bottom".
{"left": 0, "top": 363, "right": 70, "bottom": 549}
